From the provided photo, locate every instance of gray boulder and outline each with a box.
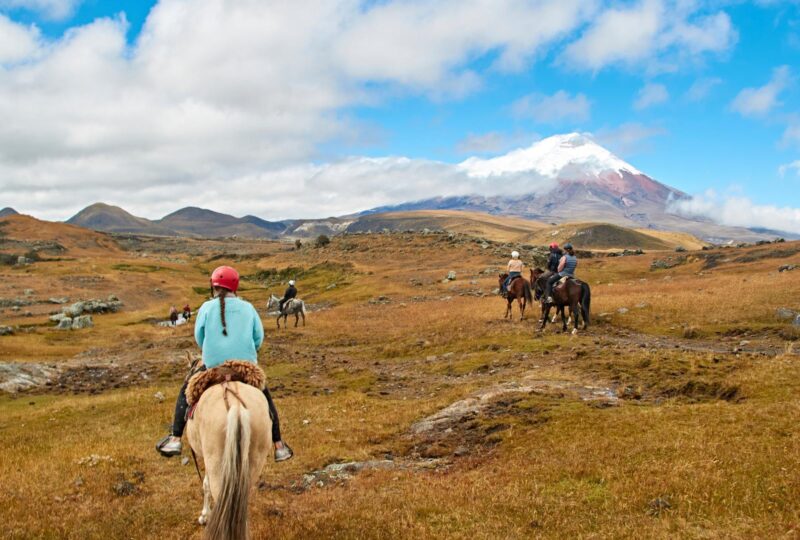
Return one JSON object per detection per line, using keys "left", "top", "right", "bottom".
{"left": 794, "top": 315, "right": 800, "bottom": 328}
{"left": 71, "top": 315, "right": 93, "bottom": 329}
{"left": 49, "top": 313, "right": 69, "bottom": 322}
{"left": 57, "top": 317, "right": 73, "bottom": 329}
{"left": 64, "top": 301, "right": 86, "bottom": 317}
{"left": 446, "top": 271, "right": 457, "bottom": 281}
{"left": 0, "top": 326, "right": 14, "bottom": 336}
{"left": 48, "top": 297, "right": 69, "bottom": 304}
{"left": 776, "top": 308, "right": 797, "bottom": 320}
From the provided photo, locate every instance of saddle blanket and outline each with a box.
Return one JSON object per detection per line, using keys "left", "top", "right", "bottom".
{"left": 185, "top": 359, "right": 266, "bottom": 407}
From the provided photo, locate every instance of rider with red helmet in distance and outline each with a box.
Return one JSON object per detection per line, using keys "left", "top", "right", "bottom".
{"left": 546, "top": 242, "right": 563, "bottom": 273}
{"left": 156, "top": 265, "right": 293, "bottom": 462}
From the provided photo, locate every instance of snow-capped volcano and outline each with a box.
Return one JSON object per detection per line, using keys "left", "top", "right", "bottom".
{"left": 459, "top": 132, "right": 642, "bottom": 179}
{"left": 365, "top": 133, "right": 773, "bottom": 241}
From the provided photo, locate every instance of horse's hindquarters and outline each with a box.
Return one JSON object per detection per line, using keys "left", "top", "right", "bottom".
{"left": 186, "top": 383, "right": 272, "bottom": 497}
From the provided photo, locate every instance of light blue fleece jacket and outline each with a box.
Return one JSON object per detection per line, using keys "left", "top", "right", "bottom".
{"left": 194, "top": 296, "right": 264, "bottom": 368}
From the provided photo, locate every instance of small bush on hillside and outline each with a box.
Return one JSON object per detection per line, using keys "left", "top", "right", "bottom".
{"left": 315, "top": 234, "right": 330, "bottom": 248}
{"left": 295, "top": 239, "right": 303, "bottom": 250}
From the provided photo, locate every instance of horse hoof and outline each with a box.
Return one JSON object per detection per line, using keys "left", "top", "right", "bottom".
{"left": 571, "top": 328, "right": 578, "bottom": 335}
{"left": 198, "top": 515, "right": 208, "bottom": 526}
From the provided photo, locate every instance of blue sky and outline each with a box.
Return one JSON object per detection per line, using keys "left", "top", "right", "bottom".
{"left": 1, "top": 0, "right": 799, "bottom": 230}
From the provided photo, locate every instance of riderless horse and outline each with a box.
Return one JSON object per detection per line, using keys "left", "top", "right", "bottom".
{"left": 267, "top": 294, "right": 306, "bottom": 328}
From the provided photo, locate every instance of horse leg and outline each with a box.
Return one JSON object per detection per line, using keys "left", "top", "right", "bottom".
{"left": 294, "top": 313, "right": 299, "bottom": 327}
{"left": 517, "top": 297, "right": 524, "bottom": 321}
{"left": 199, "top": 474, "right": 211, "bottom": 525}
{"left": 540, "top": 304, "right": 550, "bottom": 330}
{"left": 301, "top": 311, "right": 305, "bottom": 326}
{"left": 505, "top": 299, "right": 512, "bottom": 319}
{"left": 561, "top": 306, "right": 568, "bottom": 331}
{"left": 276, "top": 315, "right": 281, "bottom": 329}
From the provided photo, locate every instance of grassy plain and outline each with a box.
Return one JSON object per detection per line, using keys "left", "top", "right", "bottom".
{"left": 1, "top": 215, "right": 799, "bottom": 539}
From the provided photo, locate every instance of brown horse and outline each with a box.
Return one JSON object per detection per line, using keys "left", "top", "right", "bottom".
{"left": 530, "top": 269, "right": 591, "bottom": 333}
{"left": 498, "top": 273, "right": 533, "bottom": 321}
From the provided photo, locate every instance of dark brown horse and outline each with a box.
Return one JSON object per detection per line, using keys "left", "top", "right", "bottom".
{"left": 498, "top": 273, "right": 533, "bottom": 321}
{"left": 530, "top": 269, "right": 591, "bottom": 333}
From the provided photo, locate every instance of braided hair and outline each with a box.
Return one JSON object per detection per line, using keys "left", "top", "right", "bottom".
{"left": 210, "top": 286, "right": 230, "bottom": 337}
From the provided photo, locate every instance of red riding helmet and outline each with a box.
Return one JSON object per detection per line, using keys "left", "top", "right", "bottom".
{"left": 549, "top": 242, "right": 559, "bottom": 249}
{"left": 210, "top": 265, "right": 239, "bottom": 292}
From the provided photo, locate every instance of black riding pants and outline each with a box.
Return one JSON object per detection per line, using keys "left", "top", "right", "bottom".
{"left": 544, "top": 273, "right": 561, "bottom": 298}
{"left": 171, "top": 365, "right": 283, "bottom": 443}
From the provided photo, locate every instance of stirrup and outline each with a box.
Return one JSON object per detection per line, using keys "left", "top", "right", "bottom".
{"left": 156, "top": 435, "right": 182, "bottom": 457}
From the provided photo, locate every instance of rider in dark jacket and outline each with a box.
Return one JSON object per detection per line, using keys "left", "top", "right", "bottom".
{"left": 279, "top": 280, "right": 297, "bottom": 313}
{"left": 544, "top": 243, "right": 578, "bottom": 303}
{"left": 546, "top": 242, "right": 563, "bottom": 273}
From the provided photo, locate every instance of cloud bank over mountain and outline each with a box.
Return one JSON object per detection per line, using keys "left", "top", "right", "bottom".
{"left": 0, "top": 0, "right": 749, "bottom": 221}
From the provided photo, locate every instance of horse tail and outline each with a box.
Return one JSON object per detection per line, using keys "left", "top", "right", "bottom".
{"left": 581, "top": 282, "right": 591, "bottom": 327}
{"left": 523, "top": 280, "right": 533, "bottom": 304}
{"left": 205, "top": 404, "right": 251, "bottom": 540}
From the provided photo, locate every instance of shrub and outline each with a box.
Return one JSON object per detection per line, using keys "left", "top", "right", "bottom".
{"left": 315, "top": 234, "right": 331, "bottom": 247}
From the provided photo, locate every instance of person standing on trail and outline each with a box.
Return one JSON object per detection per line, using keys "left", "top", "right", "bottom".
{"left": 156, "top": 265, "right": 293, "bottom": 462}
{"left": 546, "top": 242, "right": 563, "bottom": 273}
{"left": 169, "top": 305, "right": 178, "bottom": 326}
{"left": 544, "top": 243, "right": 578, "bottom": 304}
{"left": 502, "top": 251, "right": 524, "bottom": 295}
{"left": 279, "top": 279, "right": 297, "bottom": 313}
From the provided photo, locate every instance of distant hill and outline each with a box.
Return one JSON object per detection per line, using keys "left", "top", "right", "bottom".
{"left": 343, "top": 210, "right": 705, "bottom": 250}
{"left": 347, "top": 210, "right": 547, "bottom": 242}
{"left": 0, "top": 207, "right": 19, "bottom": 217}
{"left": 67, "top": 203, "right": 177, "bottom": 236}
{"left": 157, "top": 207, "right": 284, "bottom": 238}
{"left": 1, "top": 214, "right": 120, "bottom": 255}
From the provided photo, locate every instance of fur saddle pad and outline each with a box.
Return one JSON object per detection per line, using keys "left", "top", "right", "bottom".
{"left": 185, "top": 360, "right": 266, "bottom": 406}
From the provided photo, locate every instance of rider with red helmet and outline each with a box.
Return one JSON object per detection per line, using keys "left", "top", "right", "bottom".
{"left": 156, "top": 265, "right": 293, "bottom": 462}
{"left": 546, "top": 242, "right": 563, "bottom": 273}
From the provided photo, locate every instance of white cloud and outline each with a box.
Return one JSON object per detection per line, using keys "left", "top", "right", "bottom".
{"left": 593, "top": 123, "right": 666, "bottom": 155}
{"left": 782, "top": 117, "right": 800, "bottom": 148}
{"left": 0, "top": 0, "right": 81, "bottom": 20}
{"left": 334, "top": 0, "right": 598, "bottom": 91}
{"left": 511, "top": 90, "right": 591, "bottom": 124}
{"left": 684, "top": 77, "right": 722, "bottom": 102}
{"left": 562, "top": 0, "right": 736, "bottom": 72}
{"left": 634, "top": 83, "right": 669, "bottom": 110}
{"left": 0, "top": 0, "right": 612, "bottom": 220}
{"left": 670, "top": 190, "right": 800, "bottom": 235}
{"left": 0, "top": 14, "right": 40, "bottom": 63}
{"left": 456, "top": 131, "right": 540, "bottom": 155}
{"left": 779, "top": 161, "right": 800, "bottom": 177}
{"left": 731, "top": 65, "right": 792, "bottom": 117}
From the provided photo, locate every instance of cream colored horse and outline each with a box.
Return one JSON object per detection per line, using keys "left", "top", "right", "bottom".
{"left": 186, "top": 382, "right": 271, "bottom": 540}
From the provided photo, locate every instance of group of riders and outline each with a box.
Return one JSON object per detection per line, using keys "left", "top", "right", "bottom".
{"left": 156, "top": 245, "right": 578, "bottom": 464}
{"left": 502, "top": 242, "right": 579, "bottom": 304}
{"left": 156, "top": 266, "right": 301, "bottom": 462}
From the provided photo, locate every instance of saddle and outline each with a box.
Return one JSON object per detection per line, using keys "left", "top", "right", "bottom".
{"left": 185, "top": 359, "right": 266, "bottom": 407}
{"left": 554, "top": 276, "right": 580, "bottom": 292}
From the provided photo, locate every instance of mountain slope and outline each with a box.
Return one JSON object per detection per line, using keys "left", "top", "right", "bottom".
{"left": 157, "top": 207, "right": 283, "bottom": 238}
{"left": 67, "top": 203, "right": 177, "bottom": 236}
{"left": 344, "top": 210, "right": 705, "bottom": 249}
{"left": 0, "top": 207, "right": 19, "bottom": 217}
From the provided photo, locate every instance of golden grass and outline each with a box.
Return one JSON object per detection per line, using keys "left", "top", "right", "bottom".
{"left": 1, "top": 229, "right": 799, "bottom": 538}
